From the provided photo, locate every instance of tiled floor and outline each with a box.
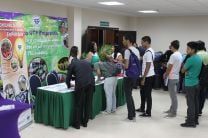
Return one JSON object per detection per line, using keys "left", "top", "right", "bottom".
{"left": 20, "top": 89, "right": 208, "bottom": 138}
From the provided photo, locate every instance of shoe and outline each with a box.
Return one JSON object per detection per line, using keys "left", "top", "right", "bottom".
{"left": 111, "top": 110, "right": 116, "bottom": 113}
{"left": 180, "top": 123, "right": 196, "bottom": 128}
{"left": 72, "top": 124, "right": 80, "bottom": 129}
{"left": 125, "top": 117, "right": 136, "bottom": 122}
{"left": 165, "top": 113, "right": 176, "bottom": 118}
{"left": 196, "top": 121, "right": 199, "bottom": 125}
{"left": 136, "top": 108, "right": 145, "bottom": 113}
{"left": 163, "top": 110, "right": 171, "bottom": 114}
{"left": 139, "top": 113, "right": 151, "bottom": 117}
{"left": 82, "top": 123, "right": 87, "bottom": 127}
{"left": 102, "top": 111, "right": 111, "bottom": 115}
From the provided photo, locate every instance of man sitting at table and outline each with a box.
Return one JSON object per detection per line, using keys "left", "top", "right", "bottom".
{"left": 66, "top": 46, "right": 95, "bottom": 129}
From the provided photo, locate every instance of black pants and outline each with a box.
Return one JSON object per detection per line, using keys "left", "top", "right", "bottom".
{"left": 140, "top": 76, "right": 154, "bottom": 115}
{"left": 199, "top": 85, "right": 207, "bottom": 114}
{"left": 74, "top": 84, "right": 93, "bottom": 127}
{"left": 124, "top": 77, "right": 136, "bottom": 119}
{"left": 185, "top": 85, "right": 200, "bottom": 124}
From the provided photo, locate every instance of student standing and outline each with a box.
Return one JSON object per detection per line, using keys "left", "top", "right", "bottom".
{"left": 123, "top": 34, "right": 140, "bottom": 121}
{"left": 66, "top": 46, "right": 95, "bottom": 129}
{"left": 164, "top": 40, "right": 182, "bottom": 118}
{"left": 94, "top": 60, "right": 118, "bottom": 114}
{"left": 181, "top": 42, "right": 202, "bottom": 128}
{"left": 196, "top": 40, "right": 208, "bottom": 116}
{"left": 139, "top": 36, "right": 155, "bottom": 117}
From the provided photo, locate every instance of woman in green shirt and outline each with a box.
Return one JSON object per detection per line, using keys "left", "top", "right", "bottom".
{"left": 86, "top": 42, "right": 100, "bottom": 64}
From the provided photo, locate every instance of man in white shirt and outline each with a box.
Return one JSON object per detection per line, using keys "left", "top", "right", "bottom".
{"left": 123, "top": 34, "right": 140, "bottom": 121}
{"left": 139, "top": 36, "right": 155, "bottom": 117}
{"left": 164, "top": 40, "right": 182, "bottom": 117}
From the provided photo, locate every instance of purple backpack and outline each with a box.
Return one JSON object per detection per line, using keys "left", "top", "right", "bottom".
{"left": 125, "top": 49, "right": 141, "bottom": 78}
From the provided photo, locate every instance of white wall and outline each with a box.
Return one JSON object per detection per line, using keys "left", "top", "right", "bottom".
{"left": 130, "top": 16, "right": 208, "bottom": 53}
{"left": 0, "top": 0, "right": 68, "bottom": 18}
{"left": 81, "top": 9, "right": 130, "bottom": 34}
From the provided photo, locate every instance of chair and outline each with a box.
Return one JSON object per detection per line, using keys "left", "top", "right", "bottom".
{"left": 29, "top": 75, "right": 41, "bottom": 96}
{"left": 51, "top": 70, "right": 59, "bottom": 83}
{"left": 46, "top": 73, "right": 58, "bottom": 85}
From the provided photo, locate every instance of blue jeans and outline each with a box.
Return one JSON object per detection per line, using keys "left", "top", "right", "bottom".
{"left": 104, "top": 77, "right": 117, "bottom": 113}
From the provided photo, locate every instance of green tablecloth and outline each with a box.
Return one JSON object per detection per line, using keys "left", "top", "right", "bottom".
{"left": 34, "top": 78, "right": 125, "bottom": 129}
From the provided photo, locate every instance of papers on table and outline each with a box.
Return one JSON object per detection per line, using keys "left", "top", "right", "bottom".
{"left": 38, "top": 77, "right": 124, "bottom": 93}
{"left": 39, "top": 83, "right": 74, "bottom": 93}
{"left": 0, "top": 104, "right": 15, "bottom": 111}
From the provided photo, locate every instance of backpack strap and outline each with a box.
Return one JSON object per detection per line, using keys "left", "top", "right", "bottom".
{"left": 145, "top": 50, "right": 154, "bottom": 60}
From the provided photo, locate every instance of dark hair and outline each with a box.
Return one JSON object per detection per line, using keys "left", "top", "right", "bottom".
{"left": 187, "top": 41, "right": 198, "bottom": 53}
{"left": 123, "top": 34, "right": 134, "bottom": 44}
{"left": 171, "top": 40, "right": 180, "bottom": 50}
{"left": 113, "top": 45, "right": 120, "bottom": 59}
{"left": 197, "top": 40, "right": 206, "bottom": 51}
{"left": 88, "top": 41, "right": 96, "bottom": 54}
{"left": 70, "top": 46, "right": 78, "bottom": 57}
{"left": 142, "top": 36, "right": 151, "bottom": 44}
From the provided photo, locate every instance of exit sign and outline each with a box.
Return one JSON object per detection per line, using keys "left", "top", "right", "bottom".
{"left": 100, "top": 21, "right": 109, "bottom": 27}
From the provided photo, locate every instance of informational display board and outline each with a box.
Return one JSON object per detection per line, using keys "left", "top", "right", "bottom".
{"left": 0, "top": 19, "right": 32, "bottom": 129}
{"left": 0, "top": 11, "right": 69, "bottom": 82}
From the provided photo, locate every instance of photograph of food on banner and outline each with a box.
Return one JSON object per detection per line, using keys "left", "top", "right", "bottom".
{"left": 0, "top": 20, "right": 29, "bottom": 103}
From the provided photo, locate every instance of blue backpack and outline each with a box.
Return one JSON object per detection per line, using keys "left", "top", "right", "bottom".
{"left": 126, "top": 49, "right": 141, "bottom": 78}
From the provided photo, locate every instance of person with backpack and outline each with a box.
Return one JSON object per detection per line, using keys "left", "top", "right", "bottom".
{"left": 181, "top": 41, "right": 202, "bottom": 128}
{"left": 94, "top": 58, "right": 120, "bottom": 114}
{"left": 138, "top": 36, "right": 155, "bottom": 117}
{"left": 196, "top": 40, "right": 208, "bottom": 116}
{"left": 123, "top": 34, "right": 141, "bottom": 121}
{"left": 163, "top": 40, "right": 182, "bottom": 118}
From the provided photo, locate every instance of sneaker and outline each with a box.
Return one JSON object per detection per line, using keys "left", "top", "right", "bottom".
{"left": 111, "top": 110, "right": 116, "bottom": 113}
{"left": 136, "top": 108, "right": 145, "bottom": 113}
{"left": 165, "top": 113, "right": 176, "bottom": 118}
{"left": 180, "top": 123, "right": 196, "bottom": 128}
{"left": 102, "top": 111, "right": 111, "bottom": 115}
{"left": 139, "top": 113, "right": 151, "bottom": 117}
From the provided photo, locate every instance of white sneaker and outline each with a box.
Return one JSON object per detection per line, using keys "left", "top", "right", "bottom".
{"left": 102, "top": 111, "right": 111, "bottom": 115}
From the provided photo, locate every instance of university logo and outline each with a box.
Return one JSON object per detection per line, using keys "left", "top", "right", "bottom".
{"left": 32, "top": 16, "right": 41, "bottom": 27}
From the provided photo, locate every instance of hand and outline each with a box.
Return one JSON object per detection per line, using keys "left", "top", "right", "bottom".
{"left": 141, "top": 78, "right": 145, "bottom": 86}
{"left": 163, "top": 73, "right": 168, "bottom": 79}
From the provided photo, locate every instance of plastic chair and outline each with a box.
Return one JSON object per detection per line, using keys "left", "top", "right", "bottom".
{"left": 46, "top": 73, "right": 58, "bottom": 85}
{"left": 29, "top": 75, "right": 41, "bottom": 96}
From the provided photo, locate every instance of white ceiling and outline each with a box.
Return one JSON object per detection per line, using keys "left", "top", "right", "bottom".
{"left": 33, "top": 0, "right": 208, "bottom": 17}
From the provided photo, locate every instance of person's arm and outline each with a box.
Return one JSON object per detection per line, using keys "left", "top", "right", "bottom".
{"left": 86, "top": 52, "right": 92, "bottom": 62}
{"left": 117, "top": 54, "right": 123, "bottom": 63}
{"left": 164, "top": 64, "right": 173, "bottom": 78}
{"left": 164, "top": 55, "right": 174, "bottom": 78}
{"left": 141, "top": 52, "right": 152, "bottom": 85}
{"left": 94, "top": 63, "right": 102, "bottom": 80}
{"left": 123, "top": 50, "right": 129, "bottom": 69}
{"left": 182, "top": 58, "right": 191, "bottom": 74}
{"left": 65, "top": 64, "right": 73, "bottom": 88}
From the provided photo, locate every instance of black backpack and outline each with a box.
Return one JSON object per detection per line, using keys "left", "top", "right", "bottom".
{"left": 199, "top": 64, "right": 208, "bottom": 87}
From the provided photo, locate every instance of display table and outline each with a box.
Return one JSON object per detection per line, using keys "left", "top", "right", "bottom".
{"left": 0, "top": 99, "right": 31, "bottom": 138}
{"left": 34, "top": 77, "right": 125, "bottom": 129}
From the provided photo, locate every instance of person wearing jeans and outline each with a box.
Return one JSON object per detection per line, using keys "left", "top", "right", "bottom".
{"left": 181, "top": 41, "right": 202, "bottom": 128}
{"left": 104, "top": 77, "right": 117, "bottom": 113}
{"left": 94, "top": 61, "right": 118, "bottom": 114}
{"left": 139, "top": 36, "right": 155, "bottom": 117}
{"left": 123, "top": 34, "right": 140, "bottom": 121}
{"left": 164, "top": 40, "right": 182, "bottom": 118}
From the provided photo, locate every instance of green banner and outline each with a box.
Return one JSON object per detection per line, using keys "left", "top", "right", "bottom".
{"left": 0, "top": 12, "right": 69, "bottom": 82}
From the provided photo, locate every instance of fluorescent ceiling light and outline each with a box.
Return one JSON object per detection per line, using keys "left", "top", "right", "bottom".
{"left": 99, "top": 1, "right": 124, "bottom": 6}
{"left": 139, "top": 10, "right": 158, "bottom": 13}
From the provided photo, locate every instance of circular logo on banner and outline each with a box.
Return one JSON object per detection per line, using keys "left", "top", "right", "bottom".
{"left": 32, "top": 16, "right": 41, "bottom": 27}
